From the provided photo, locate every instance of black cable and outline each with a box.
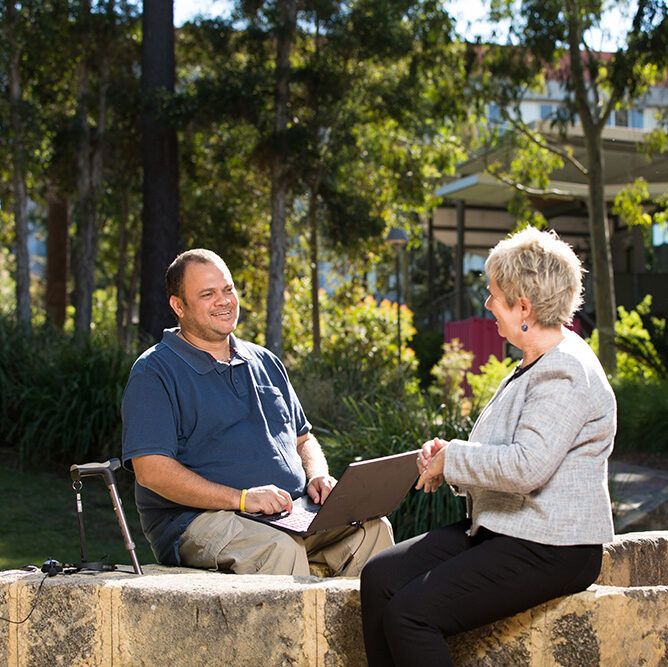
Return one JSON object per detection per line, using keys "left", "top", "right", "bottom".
{"left": 0, "top": 572, "right": 49, "bottom": 624}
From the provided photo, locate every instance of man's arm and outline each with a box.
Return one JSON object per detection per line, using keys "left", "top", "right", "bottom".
{"left": 296, "top": 432, "right": 336, "bottom": 504}
{"left": 132, "top": 454, "right": 293, "bottom": 514}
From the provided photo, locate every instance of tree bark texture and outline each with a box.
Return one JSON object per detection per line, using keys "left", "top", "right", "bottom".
{"left": 265, "top": 0, "right": 298, "bottom": 357}
{"left": 308, "top": 189, "right": 321, "bottom": 358}
{"left": 45, "top": 188, "right": 69, "bottom": 329}
{"left": 139, "top": 0, "right": 180, "bottom": 343}
{"left": 564, "top": 0, "right": 617, "bottom": 373}
{"left": 72, "top": 43, "right": 107, "bottom": 339}
{"left": 585, "top": 132, "right": 617, "bottom": 374}
{"left": 7, "top": 2, "right": 31, "bottom": 332}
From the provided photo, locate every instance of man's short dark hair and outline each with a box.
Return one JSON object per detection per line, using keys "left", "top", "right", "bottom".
{"left": 165, "top": 249, "right": 226, "bottom": 300}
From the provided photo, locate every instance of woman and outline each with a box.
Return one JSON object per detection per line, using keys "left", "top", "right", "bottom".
{"left": 360, "top": 226, "right": 616, "bottom": 666}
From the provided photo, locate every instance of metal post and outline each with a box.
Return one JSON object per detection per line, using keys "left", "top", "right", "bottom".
{"left": 455, "top": 200, "right": 465, "bottom": 321}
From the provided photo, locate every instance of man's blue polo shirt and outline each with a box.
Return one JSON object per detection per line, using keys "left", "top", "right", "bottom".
{"left": 121, "top": 328, "right": 310, "bottom": 565}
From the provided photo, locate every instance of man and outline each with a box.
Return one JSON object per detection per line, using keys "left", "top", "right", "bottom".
{"left": 122, "top": 248, "right": 394, "bottom": 575}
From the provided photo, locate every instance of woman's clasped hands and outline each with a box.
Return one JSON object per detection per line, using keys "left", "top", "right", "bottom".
{"left": 416, "top": 437, "right": 448, "bottom": 493}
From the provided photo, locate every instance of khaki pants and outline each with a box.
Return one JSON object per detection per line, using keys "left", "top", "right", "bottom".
{"left": 179, "top": 510, "right": 394, "bottom": 576}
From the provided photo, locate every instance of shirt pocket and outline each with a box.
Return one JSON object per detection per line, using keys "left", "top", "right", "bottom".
{"left": 257, "top": 385, "right": 291, "bottom": 424}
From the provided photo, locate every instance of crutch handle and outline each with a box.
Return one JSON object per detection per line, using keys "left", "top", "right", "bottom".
{"left": 70, "top": 458, "right": 121, "bottom": 487}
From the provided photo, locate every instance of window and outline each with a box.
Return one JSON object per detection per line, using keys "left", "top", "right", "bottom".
{"left": 615, "top": 109, "right": 629, "bottom": 127}
{"left": 606, "top": 108, "right": 644, "bottom": 129}
{"left": 540, "top": 104, "right": 553, "bottom": 120}
{"left": 631, "top": 108, "right": 644, "bottom": 129}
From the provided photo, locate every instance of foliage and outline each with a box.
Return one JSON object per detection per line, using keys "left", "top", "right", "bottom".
{"left": 429, "top": 338, "right": 474, "bottom": 406}
{"left": 466, "top": 355, "right": 517, "bottom": 410}
{"left": 0, "top": 316, "right": 132, "bottom": 469}
{"left": 278, "top": 277, "right": 420, "bottom": 427}
{"left": 466, "top": 0, "right": 668, "bottom": 373}
{"left": 611, "top": 377, "right": 668, "bottom": 454}
{"left": 612, "top": 178, "right": 655, "bottom": 227}
{"left": 320, "top": 393, "right": 471, "bottom": 541}
{"left": 589, "top": 295, "right": 667, "bottom": 381}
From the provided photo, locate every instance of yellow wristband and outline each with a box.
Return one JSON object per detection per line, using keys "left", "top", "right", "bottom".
{"left": 240, "top": 489, "right": 247, "bottom": 513}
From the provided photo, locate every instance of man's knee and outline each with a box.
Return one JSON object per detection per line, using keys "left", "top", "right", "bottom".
{"left": 250, "top": 530, "right": 309, "bottom": 576}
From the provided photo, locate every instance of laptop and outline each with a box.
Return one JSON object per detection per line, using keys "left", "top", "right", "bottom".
{"left": 237, "top": 450, "right": 420, "bottom": 536}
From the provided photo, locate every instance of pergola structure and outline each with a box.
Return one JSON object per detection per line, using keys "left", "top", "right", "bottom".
{"left": 427, "top": 124, "right": 668, "bottom": 323}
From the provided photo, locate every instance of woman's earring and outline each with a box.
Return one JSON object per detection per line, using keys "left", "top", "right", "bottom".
{"left": 521, "top": 321, "right": 529, "bottom": 332}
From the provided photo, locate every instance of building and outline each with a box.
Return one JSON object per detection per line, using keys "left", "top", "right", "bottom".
{"left": 426, "top": 74, "right": 668, "bottom": 363}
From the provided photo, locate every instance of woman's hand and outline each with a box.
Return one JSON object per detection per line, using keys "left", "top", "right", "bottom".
{"left": 416, "top": 438, "right": 448, "bottom": 493}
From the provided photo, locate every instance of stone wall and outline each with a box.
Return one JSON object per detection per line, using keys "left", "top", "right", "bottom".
{"left": 1, "top": 531, "right": 667, "bottom": 666}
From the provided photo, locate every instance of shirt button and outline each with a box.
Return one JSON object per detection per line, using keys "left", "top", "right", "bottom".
{"left": 234, "top": 378, "right": 239, "bottom": 383}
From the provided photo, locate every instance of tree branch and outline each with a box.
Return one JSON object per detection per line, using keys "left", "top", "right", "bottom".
{"left": 484, "top": 156, "right": 579, "bottom": 199}
{"left": 501, "top": 111, "right": 589, "bottom": 175}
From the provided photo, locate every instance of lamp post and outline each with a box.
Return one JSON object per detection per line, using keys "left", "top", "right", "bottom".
{"left": 385, "top": 227, "right": 409, "bottom": 366}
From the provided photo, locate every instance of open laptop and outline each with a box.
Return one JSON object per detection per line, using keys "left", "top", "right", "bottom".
{"left": 237, "top": 450, "right": 420, "bottom": 536}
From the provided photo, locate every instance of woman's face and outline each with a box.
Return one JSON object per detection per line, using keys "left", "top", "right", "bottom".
{"left": 485, "top": 278, "right": 523, "bottom": 344}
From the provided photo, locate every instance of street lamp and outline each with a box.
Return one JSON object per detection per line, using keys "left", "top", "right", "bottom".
{"left": 385, "top": 227, "right": 409, "bottom": 366}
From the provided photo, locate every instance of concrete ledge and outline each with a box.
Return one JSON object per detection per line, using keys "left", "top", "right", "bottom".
{"left": 1, "top": 532, "right": 667, "bottom": 666}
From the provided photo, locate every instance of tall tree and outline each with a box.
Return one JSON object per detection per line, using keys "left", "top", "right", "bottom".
{"left": 139, "top": 0, "right": 180, "bottom": 342}
{"left": 264, "top": 0, "right": 298, "bottom": 355}
{"left": 475, "top": 0, "right": 668, "bottom": 372}
{"left": 4, "top": 1, "right": 31, "bottom": 332}
{"left": 45, "top": 188, "right": 68, "bottom": 329}
{"left": 71, "top": 0, "right": 112, "bottom": 338}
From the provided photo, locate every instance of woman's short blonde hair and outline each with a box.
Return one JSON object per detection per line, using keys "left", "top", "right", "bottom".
{"left": 485, "top": 226, "right": 585, "bottom": 327}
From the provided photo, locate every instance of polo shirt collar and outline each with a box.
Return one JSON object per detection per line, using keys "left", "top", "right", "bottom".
{"left": 161, "top": 328, "right": 248, "bottom": 375}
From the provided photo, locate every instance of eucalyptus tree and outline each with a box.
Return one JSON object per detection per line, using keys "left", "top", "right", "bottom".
{"left": 471, "top": 0, "right": 668, "bottom": 373}
{"left": 1, "top": 1, "right": 33, "bottom": 331}
{"left": 291, "top": 0, "right": 467, "bottom": 355}
{"left": 177, "top": 0, "right": 467, "bottom": 356}
{"left": 140, "top": 0, "right": 180, "bottom": 342}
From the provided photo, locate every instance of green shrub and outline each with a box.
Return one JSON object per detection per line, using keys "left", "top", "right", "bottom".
{"left": 429, "top": 338, "right": 474, "bottom": 406}
{"left": 0, "top": 317, "right": 133, "bottom": 469}
{"left": 589, "top": 295, "right": 667, "bottom": 381}
{"left": 466, "top": 355, "right": 517, "bottom": 411}
{"left": 286, "top": 280, "right": 422, "bottom": 428}
{"left": 320, "top": 393, "right": 471, "bottom": 541}
{"left": 612, "top": 376, "right": 668, "bottom": 454}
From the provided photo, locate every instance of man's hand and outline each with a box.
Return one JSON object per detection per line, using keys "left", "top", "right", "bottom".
{"left": 306, "top": 474, "right": 337, "bottom": 505}
{"left": 244, "top": 485, "right": 294, "bottom": 515}
{"left": 416, "top": 438, "right": 448, "bottom": 493}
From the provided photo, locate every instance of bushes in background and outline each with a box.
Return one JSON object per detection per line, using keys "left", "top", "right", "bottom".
{"left": 319, "top": 394, "right": 471, "bottom": 541}
{"left": 0, "top": 317, "right": 133, "bottom": 470}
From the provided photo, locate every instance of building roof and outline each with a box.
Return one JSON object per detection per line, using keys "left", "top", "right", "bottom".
{"left": 432, "top": 125, "right": 668, "bottom": 254}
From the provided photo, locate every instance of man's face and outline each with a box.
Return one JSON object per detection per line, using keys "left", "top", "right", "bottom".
{"left": 169, "top": 260, "right": 240, "bottom": 342}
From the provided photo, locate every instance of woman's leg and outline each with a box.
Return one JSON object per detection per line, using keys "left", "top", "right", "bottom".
{"left": 360, "top": 519, "right": 473, "bottom": 667}
{"left": 382, "top": 530, "right": 602, "bottom": 667}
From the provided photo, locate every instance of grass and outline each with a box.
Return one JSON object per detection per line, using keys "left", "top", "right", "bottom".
{"left": 0, "top": 459, "right": 154, "bottom": 571}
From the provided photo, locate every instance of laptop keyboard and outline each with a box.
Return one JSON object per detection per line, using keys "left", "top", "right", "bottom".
{"left": 267, "top": 498, "right": 320, "bottom": 532}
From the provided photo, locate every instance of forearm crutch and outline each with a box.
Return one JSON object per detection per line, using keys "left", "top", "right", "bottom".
{"left": 70, "top": 458, "right": 143, "bottom": 575}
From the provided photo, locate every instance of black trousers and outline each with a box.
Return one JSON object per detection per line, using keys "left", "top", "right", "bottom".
{"left": 360, "top": 519, "right": 602, "bottom": 667}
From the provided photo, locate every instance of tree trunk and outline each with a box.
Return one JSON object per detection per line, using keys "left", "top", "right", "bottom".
{"left": 124, "top": 248, "right": 141, "bottom": 351}
{"left": 308, "top": 189, "right": 321, "bottom": 358}
{"left": 45, "top": 188, "right": 69, "bottom": 329}
{"left": 585, "top": 131, "right": 617, "bottom": 374}
{"left": 7, "top": 2, "right": 31, "bottom": 332}
{"left": 139, "top": 0, "right": 180, "bottom": 343}
{"left": 116, "top": 188, "right": 129, "bottom": 341}
{"left": 265, "top": 0, "right": 297, "bottom": 357}
{"left": 72, "top": 2, "right": 109, "bottom": 339}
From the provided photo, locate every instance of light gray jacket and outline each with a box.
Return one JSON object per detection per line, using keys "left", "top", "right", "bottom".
{"left": 445, "top": 328, "right": 616, "bottom": 545}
